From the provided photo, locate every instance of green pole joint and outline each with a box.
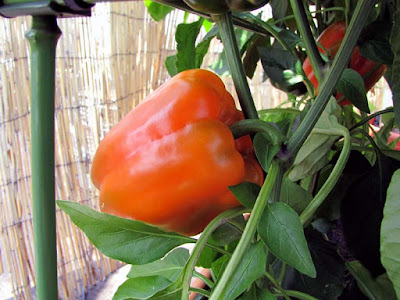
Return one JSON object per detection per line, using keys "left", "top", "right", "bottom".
{"left": 26, "top": 15, "right": 61, "bottom": 300}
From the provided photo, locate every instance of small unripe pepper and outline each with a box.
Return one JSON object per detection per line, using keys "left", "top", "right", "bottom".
{"left": 91, "top": 69, "right": 263, "bottom": 236}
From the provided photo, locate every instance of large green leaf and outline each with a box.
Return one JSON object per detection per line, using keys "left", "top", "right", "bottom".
{"left": 346, "top": 261, "right": 397, "bottom": 300}
{"left": 288, "top": 97, "right": 343, "bottom": 181}
{"left": 380, "top": 168, "right": 400, "bottom": 298}
{"left": 57, "top": 201, "right": 190, "bottom": 265}
{"left": 258, "top": 203, "right": 316, "bottom": 278}
{"left": 221, "top": 241, "right": 267, "bottom": 300}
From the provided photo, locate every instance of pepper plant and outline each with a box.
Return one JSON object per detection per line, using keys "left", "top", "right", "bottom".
{"left": 58, "top": 0, "right": 400, "bottom": 299}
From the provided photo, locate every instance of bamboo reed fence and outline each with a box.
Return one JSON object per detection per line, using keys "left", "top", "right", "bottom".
{"left": 0, "top": 2, "right": 388, "bottom": 300}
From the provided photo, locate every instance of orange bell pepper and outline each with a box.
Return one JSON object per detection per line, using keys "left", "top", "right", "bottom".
{"left": 91, "top": 69, "right": 263, "bottom": 236}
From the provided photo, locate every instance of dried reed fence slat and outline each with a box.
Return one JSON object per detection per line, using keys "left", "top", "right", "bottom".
{"left": 0, "top": 2, "right": 388, "bottom": 300}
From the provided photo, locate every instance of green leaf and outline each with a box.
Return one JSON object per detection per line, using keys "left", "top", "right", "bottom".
{"left": 165, "top": 55, "right": 178, "bottom": 77}
{"left": 346, "top": 261, "right": 397, "bottom": 300}
{"left": 389, "top": 9, "right": 400, "bottom": 125}
{"left": 380, "top": 168, "right": 400, "bottom": 298}
{"left": 253, "top": 132, "right": 279, "bottom": 172}
{"left": 143, "top": 1, "right": 173, "bottom": 22}
{"left": 288, "top": 98, "right": 343, "bottom": 181}
{"left": 212, "top": 215, "right": 246, "bottom": 246}
{"left": 243, "top": 35, "right": 269, "bottom": 79}
{"left": 211, "top": 255, "right": 230, "bottom": 280}
{"left": 222, "top": 241, "right": 267, "bottom": 300}
{"left": 259, "top": 47, "right": 304, "bottom": 87}
{"left": 195, "top": 34, "right": 214, "bottom": 69}
{"left": 280, "top": 177, "right": 312, "bottom": 214}
{"left": 279, "top": 228, "right": 345, "bottom": 299}
{"left": 240, "top": 284, "right": 276, "bottom": 299}
{"left": 56, "top": 201, "right": 190, "bottom": 265}
{"left": 258, "top": 203, "right": 316, "bottom": 278}
{"left": 337, "top": 68, "right": 369, "bottom": 113}
{"left": 197, "top": 238, "right": 218, "bottom": 268}
{"left": 175, "top": 19, "right": 203, "bottom": 73}
{"left": 229, "top": 182, "right": 261, "bottom": 209}
{"left": 113, "top": 276, "right": 172, "bottom": 300}
{"left": 127, "top": 248, "right": 189, "bottom": 281}
{"left": 359, "top": 19, "right": 394, "bottom": 65}
{"left": 269, "top": 0, "right": 289, "bottom": 22}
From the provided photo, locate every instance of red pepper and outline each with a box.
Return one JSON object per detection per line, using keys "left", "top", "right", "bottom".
{"left": 303, "top": 21, "right": 387, "bottom": 105}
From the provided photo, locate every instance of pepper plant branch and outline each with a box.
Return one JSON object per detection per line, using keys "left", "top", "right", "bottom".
{"left": 289, "top": 0, "right": 324, "bottom": 83}
{"left": 286, "top": 0, "right": 375, "bottom": 160}
{"left": 180, "top": 207, "right": 248, "bottom": 300}
{"left": 349, "top": 107, "right": 394, "bottom": 131}
{"left": 151, "top": 0, "right": 274, "bottom": 38}
{"left": 264, "top": 270, "right": 290, "bottom": 300}
{"left": 212, "top": 12, "right": 259, "bottom": 119}
{"left": 193, "top": 270, "right": 214, "bottom": 288}
{"left": 273, "top": 289, "right": 319, "bottom": 300}
{"left": 229, "top": 119, "right": 284, "bottom": 145}
{"left": 299, "top": 126, "right": 350, "bottom": 226}
{"left": 209, "top": 160, "right": 280, "bottom": 300}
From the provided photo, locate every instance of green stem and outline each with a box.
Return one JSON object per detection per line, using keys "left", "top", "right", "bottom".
{"left": 300, "top": 126, "right": 350, "bottom": 226}
{"left": 180, "top": 207, "right": 248, "bottom": 300}
{"left": 289, "top": 0, "right": 324, "bottom": 83}
{"left": 265, "top": 270, "right": 290, "bottom": 300}
{"left": 209, "top": 160, "right": 280, "bottom": 300}
{"left": 26, "top": 16, "right": 61, "bottom": 300}
{"left": 189, "top": 287, "right": 211, "bottom": 298}
{"left": 193, "top": 271, "right": 214, "bottom": 288}
{"left": 286, "top": 0, "right": 375, "bottom": 160}
{"left": 212, "top": 12, "right": 258, "bottom": 119}
{"left": 273, "top": 289, "right": 319, "bottom": 300}
{"left": 315, "top": 0, "right": 324, "bottom": 35}
{"left": 349, "top": 107, "right": 394, "bottom": 131}
{"left": 272, "top": 7, "right": 346, "bottom": 25}
{"left": 229, "top": 119, "right": 283, "bottom": 145}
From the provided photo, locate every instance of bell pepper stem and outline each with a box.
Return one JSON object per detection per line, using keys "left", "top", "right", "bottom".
{"left": 229, "top": 119, "right": 284, "bottom": 145}
{"left": 299, "top": 126, "right": 350, "bottom": 226}
{"left": 212, "top": 12, "right": 258, "bottom": 119}
{"left": 285, "top": 0, "right": 375, "bottom": 161}
{"left": 180, "top": 207, "right": 248, "bottom": 300}
{"left": 209, "top": 160, "right": 280, "bottom": 300}
{"left": 289, "top": 0, "right": 324, "bottom": 83}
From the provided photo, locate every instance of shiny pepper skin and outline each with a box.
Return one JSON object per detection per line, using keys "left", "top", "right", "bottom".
{"left": 91, "top": 69, "right": 263, "bottom": 236}
{"left": 183, "top": 0, "right": 270, "bottom": 14}
{"left": 303, "top": 21, "right": 387, "bottom": 105}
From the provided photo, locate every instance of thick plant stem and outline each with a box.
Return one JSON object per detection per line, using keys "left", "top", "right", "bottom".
{"left": 26, "top": 16, "right": 61, "bottom": 300}
{"left": 285, "top": 0, "right": 375, "bottom": 161}
{"left": 300, "top": 127, "right": 350, "bottom": 226}
{"left": 212, "top": 12, "right": 258, "bottom": 119}
{"left": 180, "top": 207, "right": 248, "bottom": 300}
{"left": 209, "top": 160, "right": 280, "bottom": 300}
{"left": 229, "top": 119, "right": 283, "bottom": 145}
{"left": 289, "top": 0, "right": 324, "bottom": 83}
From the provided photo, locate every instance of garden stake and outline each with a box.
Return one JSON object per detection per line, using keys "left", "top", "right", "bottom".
{"left": 26, "top": 15, "right": 61, "bottom": 300}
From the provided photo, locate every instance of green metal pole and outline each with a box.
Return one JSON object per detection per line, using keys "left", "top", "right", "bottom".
{"left": 26, "top": 16, "right": 61, "bottom": 300}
